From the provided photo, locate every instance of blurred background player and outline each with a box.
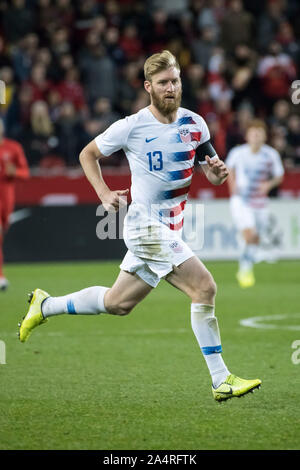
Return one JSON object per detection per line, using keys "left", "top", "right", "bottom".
{"left": 226, "top": 119, "right": 284, "bottom": 288}
{"left": 0, "top": 118, "right": 29, "bottom": 290}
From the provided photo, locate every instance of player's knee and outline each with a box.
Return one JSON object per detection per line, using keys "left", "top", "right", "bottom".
{"left": 192, "top": 273, "right": 217, "bottom": 303}
{"left": 203, "top": 277, "right": 217, "bottom": 299}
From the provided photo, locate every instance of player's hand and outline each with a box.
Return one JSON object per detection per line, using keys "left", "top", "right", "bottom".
{"left": 100, "top": 189, "right": 129, "bottom": 212}
{"left": 258, "top": 181, "right": 271, "bottom": 195}
{"left": 205, "top": 155, "right": 229, "bottom": 181}
{"left": 5, "top": 162, "right": 17, "bottom": 177}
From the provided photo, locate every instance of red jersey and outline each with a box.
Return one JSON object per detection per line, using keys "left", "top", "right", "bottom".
{"left": 0, "top": 138, "right": 29, "bottom": 228}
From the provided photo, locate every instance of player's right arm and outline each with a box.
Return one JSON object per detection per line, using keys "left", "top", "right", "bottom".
{"left": 79, "top": 140, "right": 128, "bottom": 212}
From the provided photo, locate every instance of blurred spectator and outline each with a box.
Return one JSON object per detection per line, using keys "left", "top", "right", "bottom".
{"left": 270, "top": 129, "right": 288, "bottom": 167}
{"left": 276, "top": 20, "right": 300, "bottom": 64}
{"left": 119, "top": 23, "right": 144, "bottom": 61}
{"left": 181, "top": 63, "right": 205, "bottom": 111}
{"left": 226, "top": 103, "right": 254, "bottom": 150}
{"left": 104, "top": 0, "right": 122, "bottom": 29}
{"left": 130, "top": 89, "right": 149, "bottom": 114}
{"left": 167, "top": 37, "right": 191, "bottom": 69}
{"left": 226, "top": 44, "right": 258, "bottom": 110}
{"left": 144, "top": 9, "right": 169, "bottom": 54}
{"left": 0, "top": 36, "right": 12, "bottom": 69}
{"left": 268, "top": 99, "right": 291, "bottom": 127}
{"left": 21, "top": 62, "right": 54, "bottom": 104}
{"left": 0, "top": 67, "right": 15, "bottom": 115}
{"left": 105, "top": 27, "right": 126, "bottom": 65}
{"left": 92, "top": 97, "right": 121, "bottom": 131}
{"left": 195, "top": 87, "right": 216, "bottom": 121}
{"left": 55, "top": 101, "right": 82, "bottom": 166}
{"left": 20, "top": 100, "right": 58, "bottom": 166}
{"left": 257, "top": 40, "right": 297, "bottom": 113}
{"left": 207, "top": 47, "right": 233, "bottom": 104}
{"left": 55, "top": 67, "right": 87, "bottom": 114}
{"left": 2, "top": 0, "right": 36, "bottom": 44}
{"left": 220, "top": 0, "right": 255, "bottom": 54}
{"left": 49, "top": 27, "right": 71, "bottom": 59}
{"left": 197, "top": 0, "right": 226, "bottom": 41}
{"left": 118, "top": 61, "right": 142, "bottom": 115}
{"left": 286, "top": 114, "right": 300, "bottom": 167}
{"left": 257, "top": 0, "right": 286, "bottom": 52}
{"left": 78, "top": 39, "right": 117, "bottom": 106}
{"left": 149, "top": 0, "right": 188, "bottom": 15}
{"left": 11, "top": 33, "right": 39, "bottom": 82}
{"left": 5, "top": 85, "right": 34, "bottom": 139}
{"left": 191, "top": 26, "right": 217, "bottom": 70}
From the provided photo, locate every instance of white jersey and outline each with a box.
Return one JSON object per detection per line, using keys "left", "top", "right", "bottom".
{"left": 95, "top": 106, "right": 210, "bottom": 230}
{"left": 226, "top": 143, "right": 284, "bottom": 208}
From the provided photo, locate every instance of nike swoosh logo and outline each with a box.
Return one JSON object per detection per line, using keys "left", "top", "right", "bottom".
{"left": 213, "top": 384, "right": 233, "bottom": 395}
{"left": 217, "top": 387, "right": 233, "bottom": 395}
{"left": 145, "top": 137, "right": 158, "bottom": 143}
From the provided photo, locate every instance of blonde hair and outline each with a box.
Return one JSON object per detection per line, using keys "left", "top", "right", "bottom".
{"left": 246, "top": 119, "right": 267, "bottom": 133}
{"left": 144, "top": 50, "right": 180, "bottom": 82}
{"left": 30, "top": 100, "right": 53, "bottom": 136}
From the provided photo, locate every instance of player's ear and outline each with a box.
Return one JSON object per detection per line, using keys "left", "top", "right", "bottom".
{"left": 144, "top": 80, "right": 151, "bottom": 94}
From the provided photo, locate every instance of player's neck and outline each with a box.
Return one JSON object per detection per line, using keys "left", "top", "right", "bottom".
{"left": 249, "top": 143, "right": 262, "bottom": 154}
{"left": 148, "top": 104, "right": 178, "bottom": 124}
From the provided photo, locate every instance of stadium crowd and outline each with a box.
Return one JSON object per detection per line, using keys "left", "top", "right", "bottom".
{"left": 0, "top": 0, "right": 299, "bottom": 169}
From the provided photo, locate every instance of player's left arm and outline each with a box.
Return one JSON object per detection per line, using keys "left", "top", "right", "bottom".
{"left": 258, "top": 150, "right": 285, "bottom": 195}
{"left": 258, "top": 175, "right": 284, "bottom": 195}
{"left": 7, "top": 143, "right": 30, "bottom": 179}
{"left": 196, "top": 140, "right": 229, "bottom": 185}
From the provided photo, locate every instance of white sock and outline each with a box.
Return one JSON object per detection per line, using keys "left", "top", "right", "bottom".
{"left": 239, "top": 243, "right": 257, "bottom": 272}
{"left": 42, "top": 286, "right": 109, "bottom": 317}
{"left": 191, "top": 303, "right": 230, "bottom": 388}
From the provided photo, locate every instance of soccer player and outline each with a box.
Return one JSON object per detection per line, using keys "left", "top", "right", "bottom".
{"left": 19, "top": 50, "right": 261, "bottom": 401}
{"left": 226, "top": 119, "right": 284, "bottom": 288}
{"left": 0, "top": 118, "right": 29, "bottom": 290}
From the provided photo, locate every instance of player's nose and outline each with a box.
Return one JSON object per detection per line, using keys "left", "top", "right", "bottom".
{"left": 166, "top": 81, "right": 175, "bottom": 92}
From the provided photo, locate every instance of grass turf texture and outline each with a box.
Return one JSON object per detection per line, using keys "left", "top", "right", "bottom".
{"left": 0, "top": 260, "right": 300, "bottom": 450}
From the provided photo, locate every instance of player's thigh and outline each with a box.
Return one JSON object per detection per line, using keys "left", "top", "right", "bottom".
{"left": 104, "top": 269, "right": 153, "bottom": 315}
{"left": 164, "top": 255, "right": 217, "bottom": 303}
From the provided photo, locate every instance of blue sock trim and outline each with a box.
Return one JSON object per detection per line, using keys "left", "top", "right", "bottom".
{"left": 201, "top": 345, "right": 222, "bottom": 355}
{"left": 67, "top": 298, "right": 76, "bottom": 314}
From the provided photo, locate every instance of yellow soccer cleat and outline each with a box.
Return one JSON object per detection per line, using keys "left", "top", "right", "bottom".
{"left": 212, "top": 374, "right": 262, "bottom": 402}
{"left": 18, "top": 289, "right": 50, "bottom": 343}
{"left": 236, "top": 269, "right": 255, "bottom": 288}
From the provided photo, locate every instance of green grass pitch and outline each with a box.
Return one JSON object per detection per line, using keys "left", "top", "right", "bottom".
{"left": 0, "top": 260, "right": 300, "bottom": 450}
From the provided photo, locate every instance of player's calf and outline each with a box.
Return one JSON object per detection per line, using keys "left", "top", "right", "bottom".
{"left": 104, "top": 295, "right": 136, "bottom": 316}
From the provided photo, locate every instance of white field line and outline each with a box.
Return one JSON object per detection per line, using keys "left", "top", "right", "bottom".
{"left": 240, "top": 313, "right": 300, "bottom": 331}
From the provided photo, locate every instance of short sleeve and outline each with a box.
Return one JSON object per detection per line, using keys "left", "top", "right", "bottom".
{"left": 197, "top": 115, "right": 210, "bottom": 146}
{"left": 271, "top": 149, "right": 285, "bottom": 178}
{"left": 94, "top": 117, "right": 131, "bottom": 156}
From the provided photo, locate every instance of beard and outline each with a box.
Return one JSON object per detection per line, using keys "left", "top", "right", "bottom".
{"left": 150, "top": 87, "right": 182, "bottom": 116}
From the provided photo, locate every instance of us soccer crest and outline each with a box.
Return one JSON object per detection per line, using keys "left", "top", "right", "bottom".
{"left": 179, "top": 128, "right": 191, "bottom": 143}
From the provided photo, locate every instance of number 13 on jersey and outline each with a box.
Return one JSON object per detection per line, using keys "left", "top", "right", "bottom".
{"left": 147, "top": 151, "right": 163, "bottom": 171}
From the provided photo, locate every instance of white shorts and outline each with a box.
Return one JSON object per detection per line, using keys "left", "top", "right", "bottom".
{"left": 230, "top": 195, "right": 270, "bottom": 233}
{"left": 119, "top": 205, "right": 194, "bottom": 287}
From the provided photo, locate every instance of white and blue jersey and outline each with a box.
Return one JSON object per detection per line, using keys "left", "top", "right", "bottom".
{"left": 95, "top": 106, "right": 210, "bottom": 231}
{"left": 226, "top": 143, "right": 284, "bottom": 208}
